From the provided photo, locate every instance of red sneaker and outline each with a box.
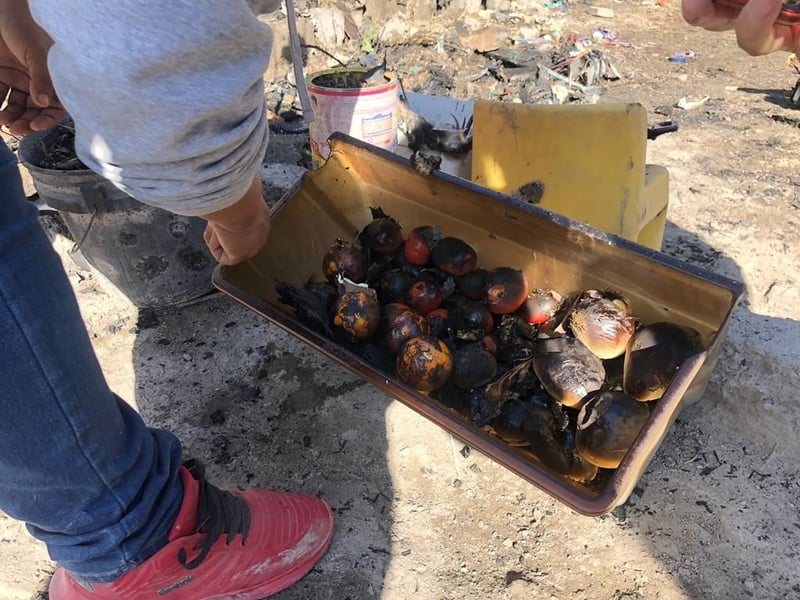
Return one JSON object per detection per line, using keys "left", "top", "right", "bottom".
{"left": 49, "top": 460, "right": 334, "bottom": 599}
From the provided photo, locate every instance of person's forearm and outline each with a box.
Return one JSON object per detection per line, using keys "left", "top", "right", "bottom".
{"left": 28, "top": 0, "right": 272, "bottom": 216}
{"left": 201, "top": 173, "right": 265, "bottom": 230}
{"left": 202, "top": 171, "right": 271, "bottom": 265}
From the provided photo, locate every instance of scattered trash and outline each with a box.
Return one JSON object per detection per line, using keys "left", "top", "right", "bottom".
{"left": 647, "top": 122, "right": 679, "bottom": 140}
{"left": 545, "top": 0, "right": 570, "bottom": 11}
{"left": 267, "top": 3, "right": 629, "bottom": 124}
{"left": 378, "top": 15, "right": 412, "bottom": 47}
{"left": 557, "top": 42, "right": 621, "bottom": 88}
{"left": 409, "top": 150, "right": 442, "bottom": 175}
{"left": 543, "top": 66, "right": 590, "bottom": 93}
{"left": 668, "top": 51, "right": 698, "bottom": 63}
{"left": 593, "top": 28, "right": 617, "bottom": 44}
{"left": 675, "top": 95, "right": 710, "bottom": 110}
{"left": 518, "top": 26, "right": 541, "bottom": 41}
{"left": 464, "top": 64, "right": 504, "bottom": 83}
{"left": 592, "top": 28, "right": 636, "bottom": 48}
{"left": 590, "top": 6, "right": 616, "bottom": 18}
{"left": 309, "top": 7, "right": 348, "bottom": 49}
{"left": 550, "top": 82, "right": 572, "bottom": 103}
{"left": 485, "top": 46, "right": 544, "bottom": 68}
{"left": 483, "top": 35, "right": 622, "bottom": 105}
{"left": 396, "top": 95, "right": 473, "bottom": 156}
{"left": 458, "top": 27, "right": 501, "bottom": 53}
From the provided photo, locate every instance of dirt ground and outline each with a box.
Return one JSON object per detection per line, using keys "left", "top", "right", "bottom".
{"left": 3, "top": 1, "right": 800, "bottom": 599}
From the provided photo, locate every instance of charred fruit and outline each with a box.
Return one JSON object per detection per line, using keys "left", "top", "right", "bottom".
{"left": 494, "top": 393, "right": 572, "bottom": 474}
{"left": 363, "top": 214, "right": 403, "bottom": 254}
{"left": 376, "top": 269, "right": 413, "bottom": 305}
{"left": 576, "top": 390, "right": 651, "bottom": 469}
{"left": 519, "top": 288, "right": 563, "bottom": 325}
{"left": 425, "top": 308, "right": 451, "bottom": 338}
{"left": 322, "top": 239, "right": 368, "bottom": 284}
{"left": 533, "top": 336, "right": 605, "bottom": 409}
{"left": 396, "top": 335, "right": 453, "bottom": 392}
{"left": 331, "top": 290, "right": 381, "bottom": 341}
{"left": 376, "top": 305, "right": 430, "bottom": 354}
{"left": 485, "top": 267, "right": 529, "bottom": 315}
{"left": 456, "top": 301, "right": 495, "bottom": 336}
{"left": 404, "top": 225, "right": 441, "bottom": 265}
{"left": 302, "top": 278, "right": 339, "bottom": 314}
{"left": 481, "top": 335, "right": 498, "bottom": 355}
{"left": 459, "top": 268, "right": 489, "bottom": 300}
{"left": 431, "top": 237, "right": 478, "bottom": 277}
{"left": 450, "top": 344, "right": 498, "bottom": 390}
{"left": 623, "top": 321, "right": 704, "bottom": 401}
{"left": 567, "top": 289, "right": 637, "bottom": 359}
{"left": 406, "top": 280, "right": 443, "bottom": 316}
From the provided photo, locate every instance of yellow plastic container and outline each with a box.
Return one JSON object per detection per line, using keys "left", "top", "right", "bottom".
{"left": 471, "top": 101, "right": 668, "bottom": 250}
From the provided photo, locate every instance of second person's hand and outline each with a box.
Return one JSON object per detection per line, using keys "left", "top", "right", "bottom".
{"left": 0, "top": 81, "right": 66, "bottom": 134}
{"left": 0, "top": 0, "right": 66, "bottom": 133}
{"left": 683, "top": 0, "right": 800, "bottom": 55}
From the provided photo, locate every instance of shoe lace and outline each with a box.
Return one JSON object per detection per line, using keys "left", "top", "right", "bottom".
{"left": 177, "top": 459, "right": 252, "bottom": 570}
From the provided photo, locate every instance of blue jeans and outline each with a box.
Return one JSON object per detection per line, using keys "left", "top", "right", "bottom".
{"left": 0, "top": 141, "right": 184, "bottom": 583}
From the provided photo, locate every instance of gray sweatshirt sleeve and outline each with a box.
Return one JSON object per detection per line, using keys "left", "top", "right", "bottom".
{"left": 29, "top": 0, "right": 272, "bottom": 216}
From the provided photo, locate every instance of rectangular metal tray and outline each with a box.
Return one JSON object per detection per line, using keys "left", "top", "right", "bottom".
{"left": 213, "top": 133, "right": 744, "bottom": 516}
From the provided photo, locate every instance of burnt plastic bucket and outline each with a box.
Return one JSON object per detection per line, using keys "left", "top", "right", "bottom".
{"left": 18, "top": 128, "right": 215, "bottom": 308}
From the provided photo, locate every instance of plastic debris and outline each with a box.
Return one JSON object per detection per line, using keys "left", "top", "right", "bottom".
{"left": 675, "top": 95, "right": 710, "bottom": 110}
{"left": 563, "top": 46, "right": 621, "bottom": 86}
{"left": 592, "top": 28, "right": 636, "bottom": 48}
{"left": 590, "top": 6, "right": 615, "bottom": 18}
{"left": 545, "top": 0, "right": 570, "bottom": 10}
{"left": 646, "top": 122, "right": 679, "bottom": 140}
{"left": 550, "top": 82, "right": 572, "bottom": 104}
{"left": 668, "top": 51, "right": 698, "bottom": 63}
{"left": 593, "top": 28, "right": 617, "bottom": 43}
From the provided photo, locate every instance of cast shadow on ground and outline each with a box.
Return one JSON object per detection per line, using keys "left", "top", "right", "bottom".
{"left": 131, "top": 294, "right": 395, "bottom": 599}
{"left": 610, "top": 220, "right": 800, "bottom": 598}
{"left": 736, "top": 86, "right": 798, "bottom": 110}
{"left": 126, "top": 219, "right": 800, "bottom": 599}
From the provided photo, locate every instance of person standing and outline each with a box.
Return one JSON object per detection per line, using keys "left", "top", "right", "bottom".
{"left": 0, "top": 1, "right": 334, "bottom": 598}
